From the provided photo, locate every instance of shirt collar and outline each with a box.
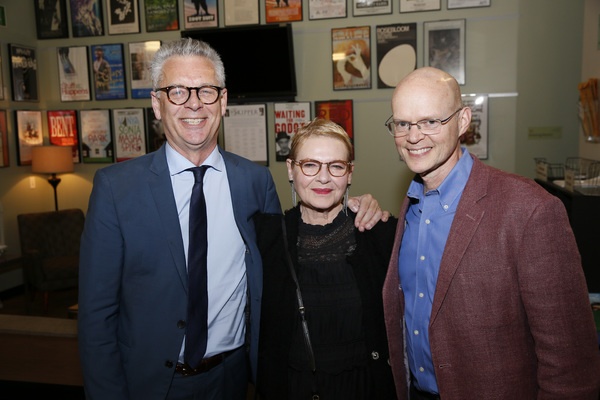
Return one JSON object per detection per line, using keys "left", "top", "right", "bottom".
{"left": 406, "top": 147, "right": 473, "bottom": 208}
{"left": 165, "top": 142, "right": 224, "bottom": 176}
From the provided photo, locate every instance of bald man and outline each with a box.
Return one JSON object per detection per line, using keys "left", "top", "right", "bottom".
{"left": 382, "top": 67, "right": 600, "bottom": 400}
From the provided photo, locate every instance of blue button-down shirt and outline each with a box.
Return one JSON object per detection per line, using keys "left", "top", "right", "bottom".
{"left": 398, "top": 148, "right": 473, "bottom": 394}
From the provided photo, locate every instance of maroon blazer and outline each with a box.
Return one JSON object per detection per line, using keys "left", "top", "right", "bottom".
{"left": 383, "top": 155, "right": 600, "bottom": 399}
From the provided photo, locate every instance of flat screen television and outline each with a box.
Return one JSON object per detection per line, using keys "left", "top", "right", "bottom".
{"left": 181, "top": 24, "right": 297, "bottom": 102}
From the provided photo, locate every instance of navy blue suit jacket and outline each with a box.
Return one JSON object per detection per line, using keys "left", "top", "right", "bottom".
{"left": 78, "top": 145, "right": 281, "bottom": 399}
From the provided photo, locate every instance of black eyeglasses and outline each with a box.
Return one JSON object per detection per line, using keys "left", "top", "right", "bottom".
{"left": 155, "top": 85, "right": 223, "bottom": 105}
{"left": 385, "top": 108, "right": 463, "bottom": 137}
{"left": 292, "top": 159, "right": 353, "bottom": 177}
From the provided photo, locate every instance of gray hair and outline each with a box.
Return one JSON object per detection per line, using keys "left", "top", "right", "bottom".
{"left": 150, "top": 38, "right": 226, "bottom": 89}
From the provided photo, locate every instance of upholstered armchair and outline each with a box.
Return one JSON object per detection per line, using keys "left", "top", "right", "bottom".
{"left": 17, "top": 209, "right": 84, "bottom": 314}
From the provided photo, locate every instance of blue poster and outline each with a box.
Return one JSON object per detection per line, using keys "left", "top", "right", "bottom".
{"left": 92, "top": 44, "right": 126, "bottom": 101}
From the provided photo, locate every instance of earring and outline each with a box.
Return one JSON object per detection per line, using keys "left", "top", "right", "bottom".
{"left": 343, "top": 186, "right": 350, "bottom": 215}
{"left": 290, "top": 180, "right": 297, "bottom": 205}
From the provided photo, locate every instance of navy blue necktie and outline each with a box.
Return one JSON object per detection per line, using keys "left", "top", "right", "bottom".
{"left": 185, "top": 166, "right": 209, "bottom": 369}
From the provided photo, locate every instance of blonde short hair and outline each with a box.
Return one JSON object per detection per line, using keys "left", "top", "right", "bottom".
{"left": 288, "top": 118, "right": 353, "bottom": 162}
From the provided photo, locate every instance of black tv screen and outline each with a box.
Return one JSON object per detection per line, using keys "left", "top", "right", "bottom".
{"left": 182, "top": 24, "right": 297, "bottom": 102}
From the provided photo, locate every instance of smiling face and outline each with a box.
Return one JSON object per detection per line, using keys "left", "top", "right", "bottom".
{"left": 151, "top": 55, "right": 227, "bottom": 166}
{"left": 287, "top": 136, "right": 353, "bottom": 225}
{"left": 391, "top": 67, "right": 471, "bottom": 191}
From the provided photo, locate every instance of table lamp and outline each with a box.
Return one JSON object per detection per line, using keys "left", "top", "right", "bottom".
{"left": 31, "top": 146, "right": 74, "bottom": 211}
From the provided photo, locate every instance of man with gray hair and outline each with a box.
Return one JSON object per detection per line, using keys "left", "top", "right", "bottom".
{"left": 78, "top": 38, "right": 384, "bottom": 399}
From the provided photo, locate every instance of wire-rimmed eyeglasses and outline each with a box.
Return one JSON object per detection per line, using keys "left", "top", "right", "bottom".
{"left": 155, "top": 85, "right": 224, "bottom": 106}
{"left": 291, "top": 159, "right": 353, "bottom": 177}
{"left": 385, "top": 108, "right": 463, "bottom": 137}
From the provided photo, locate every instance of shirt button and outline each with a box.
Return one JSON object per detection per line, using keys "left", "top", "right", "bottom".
{"left": 419, "top": 292, "right": 424, "bottom": 298}
{"left": 443, "top": 204, "right": 449, "bottom": 210}
{"left": 425, "top": 219, "right": 430, "bottom": 224}
{"left": 420, "top": 255, "right": 425, "bottom": 261}
{"left": 414, "top": 330, "right": 419, "bottom": 335}
{"left": 419, "top": 367, "right": 425, "bottom": 372}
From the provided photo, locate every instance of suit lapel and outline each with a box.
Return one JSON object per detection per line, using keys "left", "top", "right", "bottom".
{"left": 430, "top": 156, "right": 488, "bottom": 327}
{"left": 220, "top": 148, "right": 249, "bottom": 241}
{"left": 149, "top": 146, "right": 189, "bottom": 292}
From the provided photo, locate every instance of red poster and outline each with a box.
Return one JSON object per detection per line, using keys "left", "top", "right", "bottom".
{"left": 314, "top": 100, "right": 354, "bottom": 159}
{"left": 47, "top": 110, "right": 80, "bottom": 163}
{"left": 265, "top": 0, "right": 302, "bottom": 23}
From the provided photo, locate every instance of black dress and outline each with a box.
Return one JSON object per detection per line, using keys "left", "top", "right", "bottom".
{"left": 288, "top": 211, "right": 370, "bottom": 399}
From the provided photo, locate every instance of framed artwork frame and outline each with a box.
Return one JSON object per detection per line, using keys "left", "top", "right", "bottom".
{"left": 309, "top": 0, "right": 346, "bottom": 20}
{"left": 424, "top": 19, "right": 466, "bottom": 85}
{"left": 112, "top": 108, "right": 146, "bottom": 162}
{"left": 146, "top": 107, "right": 166, "bottom": 153}
{"left": 47, "top": 110, "right": 80, "bottom": 163}
{"left": 145, "top": 0, "right": 179, "bottom": 31}
{"left": 223, "top": 104, "right": 268, "bottom": 165}
{"left": 91, "top": 44, "right": 126, "bottom": 100}
{"left": 314, "top": 100, "right": 354, "bottom": 158}
{"left": 0, "top": 110, "right": 8, "bottom": 167}
{"left": 461, "top": 94, "right": 488, "bottom": 160}
{"left": 332, "top": 26, "right": 371, "bottom": 91}
{"left": 352, "top": 0, "right": 391, "bottom": 17}
{"left": 399, "top": 0, "right": 440, "bottom": 13}
{"left": 57, "top": 46, "right": 91, "bottom": 102}
{"left": 34, "top": 0, "right": 69, "bottom": 39}
{"left": 447, "top": 0, "right": 490, "bottom": 9}
{"left": 0, "top": 6, "right": 5, "bottom": 27}
{"left": 224, "top": 0, "right": 259, "bottom": 26}
{"left": 129, "top": 41, "right": 161, "bottom": 99}
{"left": 15, "top": 110, "right": 43, "bottom": 166}
{"left": 266, "top": 0, "right": 302, "bottom": 23}
{"left": 107, "top": 0, "right": 140, "bottom": 34}
{"left": 184, "top": 0, "right": 218, "bottom": 28}
{"left": 273, "top": 102, "right": 311, "bottom": 161}
{"left": 80, "top": 109, "right": 114, "bottom": 163}
{"left": 70, "top": 0, "right": 104, "bottom": 37}
{"left": 9, "top": 44, "right": 39, "bottom": 102}
{"left": 376, "top": 23, "right": 417, "bottom": 88}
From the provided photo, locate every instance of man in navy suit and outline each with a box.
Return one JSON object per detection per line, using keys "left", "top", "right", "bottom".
{"left": 78, "top": 38, "right": 384, "bottom": 400}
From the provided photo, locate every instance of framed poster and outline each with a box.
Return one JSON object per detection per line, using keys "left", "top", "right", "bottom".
{"left": 352, "top": 0, "right": 391, "bottom": 17}
{"left": 266, "top": 0, "right": 302, "bottom": 23}
{"left": 273, "top": 102, "right": 311, "bottom": 161}
{"left": 224, "top": 0, "right": 259, "bottom": 26}
{"left": 146, "top": 107, "right": 166, "bottom": 153}
{"left": 461, "top": 95, "right": 488, "bottom": 159}
{"left": 399, "top": 0, "right": 440, "bottom": 12}
{"left": 0, "top": 6, "right": 5, "bottom": 27}
{"left": 309, "top": 0, "right": 346, "bottom": 20}
{"left": 57, "top": 46, "right": 91, "bottom": 102}
{"left": 47, "top": 110, "right": 80, "bottom": 163}
{"left": 145, "top": 0, "right": 179, "bottom": 31}
{"left": 92, "top": 44, "right": 126, "bottom": 100}
{"left": 34, "top": 0, "right": 69, "bottom": 39}
{"left": 15, "top": 110, "right": 43, "bottom": 166}
{"left": 448, "top": 0, "right": 490, "bottom": 9}
{"left": 0, "top": 110, "right": 8, "bottom": 167}
{"left": 112, "top": 108, "right": 146, "bottom": 162}
{"left": 424, "top": 19, "right": 465, "bottom": 85}
{"left": 332, "top": 26, "right": 371, "bottom": 91}
{"left": 9, "top": 44, "right": 39, "bottom": 102}
{"left": 80, "top": 109, "right": 114, "bottom": 163}
{"left": 223, "top": 104, "right": 268, "bottom": 165}
{"left": 129, "top": 41, "right": 161, "bottom": 99}
{"left": 184, "top": 0, "right": 218, "bottom": 28}
{"left": 376, "top": 23, "right": 417, "bottom": 88}
{"left": 70, "top": 0, "right": 104, "bottom": 37}
{"left": 314, "top": 100, "right": 354, "bottom": 158}
{"left": 107, "top": 0, "right": 140, "bottom": 34}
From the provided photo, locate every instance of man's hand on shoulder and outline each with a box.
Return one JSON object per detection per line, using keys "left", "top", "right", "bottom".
{"left": 348, "top": 194, "right": 390, "bottom": 232}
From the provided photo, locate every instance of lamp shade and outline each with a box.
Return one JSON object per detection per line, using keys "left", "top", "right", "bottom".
{"left": 31, "top": 146, "right": 74, "bottom": 174}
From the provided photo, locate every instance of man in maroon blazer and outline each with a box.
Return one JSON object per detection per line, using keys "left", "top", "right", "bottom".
{"left": 382, "top": 67, "right": 600, "bottom": 400}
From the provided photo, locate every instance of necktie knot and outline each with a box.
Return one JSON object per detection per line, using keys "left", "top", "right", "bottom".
{"left": 187, "top": 165, "right": 209, "bottom": 183}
